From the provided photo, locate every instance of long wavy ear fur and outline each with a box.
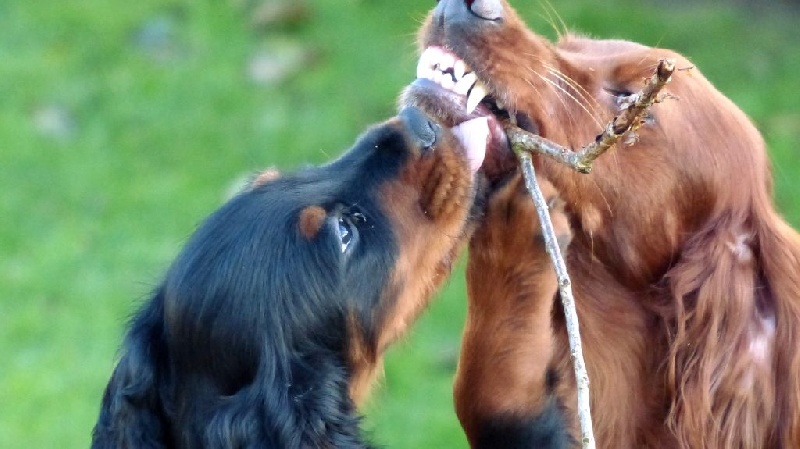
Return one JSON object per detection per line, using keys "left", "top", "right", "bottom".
{"left": 756, "top": 208, "right": 800, "bottom": 446}
{"left": 91, "top": 293, "right": 169, "bottom": 449}
{"left": 663, "top": 197, "right": 800, "bottom": 448}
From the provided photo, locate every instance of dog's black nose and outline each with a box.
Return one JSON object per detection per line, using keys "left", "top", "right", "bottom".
{"left": 399, "top": 107, "right": 439, "bottom": 149}
{"left": 433, "top": 0, "right": 503, "bottom": 25}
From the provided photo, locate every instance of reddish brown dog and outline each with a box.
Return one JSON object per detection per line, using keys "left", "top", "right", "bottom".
{"left": 402, "top": 0, "right": 800, "bottom": 447}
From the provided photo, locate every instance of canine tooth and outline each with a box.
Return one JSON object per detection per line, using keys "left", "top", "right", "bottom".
{"left": 454, "top": 72, "right": 477, "bottom": 96}
{"left": 496, "top": 99, "right": 506, "bottom": 110}
{"left": 466, "top": 81, "right": 488, "bottom": 114}
{"left": 453, "top": 60, "right": 466, "bottom": 80}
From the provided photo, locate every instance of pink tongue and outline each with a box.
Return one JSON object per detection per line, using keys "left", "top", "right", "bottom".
{"left": 451, "top": 117, "right": 488, "bottom": 174}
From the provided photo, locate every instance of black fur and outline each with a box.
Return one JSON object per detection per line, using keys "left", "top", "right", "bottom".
{"left": 91, "top": 109, "right": 458, "bottom": 448}
{"left": 473, "top": 400, "right": 571, "bottom": 449}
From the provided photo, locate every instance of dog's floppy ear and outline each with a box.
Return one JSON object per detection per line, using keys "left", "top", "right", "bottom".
{"left": 662, "top": 202, "right": 800, "bottom": 447}
{"left": 91, "top": 293, "right": 169, "bottom": 449}
{"left": 250, "top": 167, "right": 281, "bottom": 188}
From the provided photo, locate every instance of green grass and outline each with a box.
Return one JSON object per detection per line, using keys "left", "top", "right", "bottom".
{"left": 0, "top": 0, "right": 797, "bottom": 447}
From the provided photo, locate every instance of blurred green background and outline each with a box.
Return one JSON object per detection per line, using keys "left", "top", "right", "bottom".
{"left": 1, "top": 0, "right": 798, "bottom": 447}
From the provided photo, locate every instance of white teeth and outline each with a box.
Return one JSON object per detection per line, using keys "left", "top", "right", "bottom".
{"left": 454, "top": 60, "right": 466, "bottom": 81}
{"left": 440, "top": 75, "right": 455, "bottom": 91}
{"left": 416, "top": 47, "right": 486, "bottom": 108}
{"left": 416, "top": 63, "right": 431, "bottom": 80}
{"left": 495, "top": 99, "right": 506, "bottom": 110}
{"left": 466, "top": 82, "right": 488, "bottom": 114}
{"left": 439, "top": 52, "right": 455, "bottom": 72}
{"left": 416, "top": 48, "right": 437, "bottom": 79}
{"left": 454, "top": 72, "right": 477, "bottom": 96}
{"left": 432, "top": 71, "right": 444, "bottom": 85}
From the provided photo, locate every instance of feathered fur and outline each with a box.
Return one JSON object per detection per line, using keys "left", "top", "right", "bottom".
{"left": 402, "top": 1, "right": 800, "bottom": 447}
{"left": 91, "top": 108, "right": 484, "bottom": 448}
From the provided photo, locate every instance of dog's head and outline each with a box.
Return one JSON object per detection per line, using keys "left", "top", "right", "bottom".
{"left": 401, "top": 0, "right": 770, "bottom": 285}
{"left": 92, "top": 107, "right": 493, "bottom": 447}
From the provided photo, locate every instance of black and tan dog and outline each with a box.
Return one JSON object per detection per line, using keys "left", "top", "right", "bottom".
{"left": 91, "top": 107, "right": 490, "bottom": 448}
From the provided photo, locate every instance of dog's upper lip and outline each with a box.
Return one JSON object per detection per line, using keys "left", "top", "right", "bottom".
{"left": 408, "top": 78, "right": 493, "bottom": 124}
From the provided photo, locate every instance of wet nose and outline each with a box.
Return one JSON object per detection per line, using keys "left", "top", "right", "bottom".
{"left": 433, "top": 0, "right": 504, "bottom": 25}
{"left": 399, "top": 107, "right": 440, "bottom": 149}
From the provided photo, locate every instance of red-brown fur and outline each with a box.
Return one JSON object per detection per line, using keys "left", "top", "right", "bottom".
{"left": 405, "top": 1, "right": 800, "bottom": 447}
{"left": 455, "top": 174, "right": 571, "bottom": 441}
{"left": 348, "top": 122, "right": 482, "bottom": 406}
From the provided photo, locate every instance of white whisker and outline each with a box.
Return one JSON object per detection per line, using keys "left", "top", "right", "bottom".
{"left": 543, "top": 63, "right": 605, "bottom": 119}
{"left": 528, "top": 68, "right": 602, "bottom": 130}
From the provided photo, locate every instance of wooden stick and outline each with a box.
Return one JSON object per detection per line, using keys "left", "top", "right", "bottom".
{"left": 515, "top": 150, "right": 596, "bottom": 449}
{"left": 506, "top": 59, "right": 675, "bottom": 174}
{"left": 507, "top": 60, "right": 675, "bottom": 449}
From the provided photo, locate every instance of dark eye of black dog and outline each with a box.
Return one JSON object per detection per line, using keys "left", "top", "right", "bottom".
{"left": 337, "top": 216, "right": 354, "bottom": 253}
{"left": 332, "top": 205, "right": 366, "bottom": 255}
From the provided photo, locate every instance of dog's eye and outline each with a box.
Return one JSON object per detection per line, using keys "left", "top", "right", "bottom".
{"left": 331, "top": 206, "right": 364, "bottom": 255}
{"left": 336, "top": 217, "right": 355, "bottom": 254}
{"left": 604, "top": 88, "right": 637, "bottom": 110}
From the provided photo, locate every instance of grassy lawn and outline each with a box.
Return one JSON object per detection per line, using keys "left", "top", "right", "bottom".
{"left": 0, "top": 0, "right": 797, "bottom": 447}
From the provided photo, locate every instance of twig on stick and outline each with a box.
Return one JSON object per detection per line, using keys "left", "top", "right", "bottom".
{"left": 507, "top": 60, "right": 676, "bottom": 449}
{"left": 507, "top": 59, "right": 675, "bottom": 174}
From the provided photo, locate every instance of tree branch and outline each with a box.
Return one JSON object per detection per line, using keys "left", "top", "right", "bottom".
{"left": 507, "top": 59, "right": 675, "bottom": 174}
